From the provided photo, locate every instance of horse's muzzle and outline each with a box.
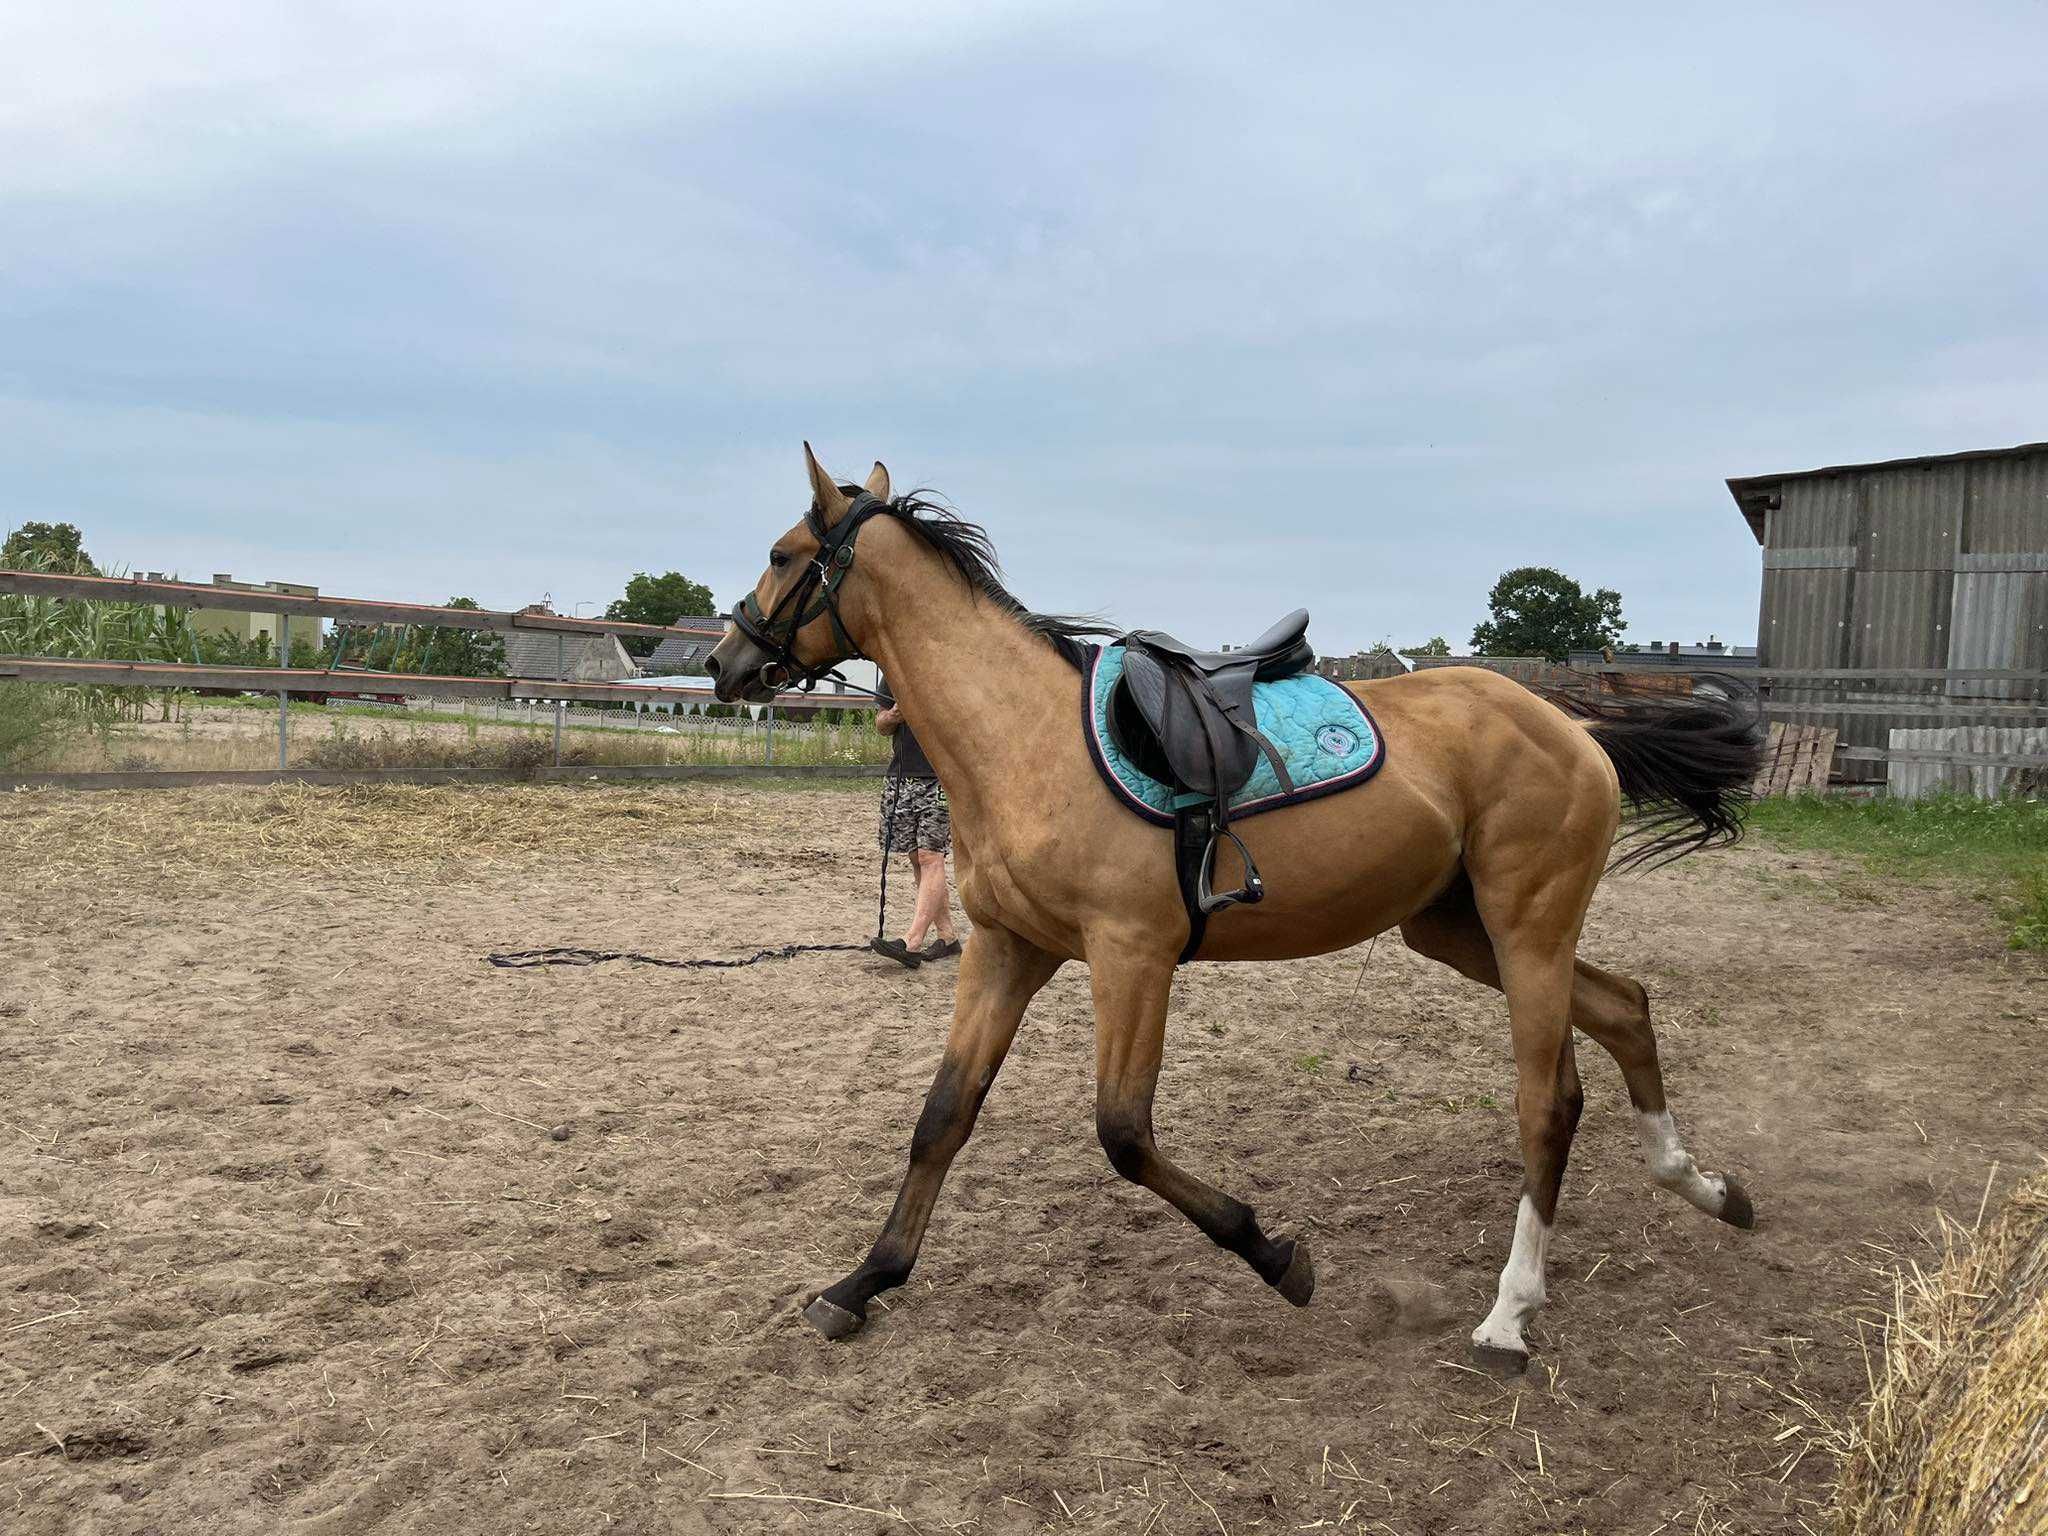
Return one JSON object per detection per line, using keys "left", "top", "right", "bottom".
{"left": 705, "top": 634, "right": 783, "bottom": 704}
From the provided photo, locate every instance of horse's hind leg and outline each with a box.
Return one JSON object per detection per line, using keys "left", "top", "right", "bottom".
{"left": 1469, "top": 929, "right": 1583, "bottom": 1375}
{"left": 1406, "top": 899, "right": 1753, "bottom": 1227}
{"left": 800, "top": 924, "right": 1062, "bottom": 1341}
{"left": 1090, "top": 942, "right": 1314, "bottom": 1307}
{"left": 1567, "top": 960, "right": 1754, "bottom": 1229}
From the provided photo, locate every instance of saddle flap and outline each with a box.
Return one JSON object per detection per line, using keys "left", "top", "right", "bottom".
{"left": 1112, "top": 648, "right": 1261, "bottom": 800}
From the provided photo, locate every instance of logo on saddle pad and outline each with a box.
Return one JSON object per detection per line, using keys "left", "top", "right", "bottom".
{"left": 1316, "top": 723, "right": 1361, "bottom": 757}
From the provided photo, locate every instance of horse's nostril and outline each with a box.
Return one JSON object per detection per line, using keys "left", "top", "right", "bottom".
{"left": 704, "top": 655, "right": 722, "bottom": 681}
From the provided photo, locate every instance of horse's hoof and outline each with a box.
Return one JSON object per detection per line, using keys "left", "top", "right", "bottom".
{"left": 800, "top": 1295, "right": 865, "bottom": 1341}
{"left": 1469, "top": 1340, "right": 1530, "bottom": 1378}
{"left": 1272, "top": 1239, "right": 1315, "bottom": 1308}
{"left": 1719, "top": 1178, "right": 1757, "bottom": 1231}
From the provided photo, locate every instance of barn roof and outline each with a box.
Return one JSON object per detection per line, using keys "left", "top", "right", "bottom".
{"left": 1726, "top": 441, "right": 2048, "bottom": 544}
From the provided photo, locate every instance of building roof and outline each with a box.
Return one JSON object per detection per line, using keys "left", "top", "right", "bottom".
{"left": 1726, "top": 441, "right": 2048, "bottom": 544}
{"left": 502, "top": 627, "right": 637, "bottom": 683}
{"left": 643, "top": 620, "right": 726, "bottom": 675}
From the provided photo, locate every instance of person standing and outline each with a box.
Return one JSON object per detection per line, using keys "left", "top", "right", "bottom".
{"left": 871, "top": 676, "right": 961, "bottom": 968}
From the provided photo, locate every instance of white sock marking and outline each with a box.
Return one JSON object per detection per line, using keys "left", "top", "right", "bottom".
{"left": 1472, "top": 1195, "right": 1549, "bottom": 1356}
{"left": 1636, "top": 1109, "right": 1727, "bottom": 1215}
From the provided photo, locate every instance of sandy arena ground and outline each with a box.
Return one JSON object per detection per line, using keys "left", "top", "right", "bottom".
{"left": 2, "top": 781, "right": 2043, "bottom": 1534}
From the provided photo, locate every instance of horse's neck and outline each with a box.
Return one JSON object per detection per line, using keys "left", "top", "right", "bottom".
{"left": 852, "top": 530, "right": 1079, "bottom": 828}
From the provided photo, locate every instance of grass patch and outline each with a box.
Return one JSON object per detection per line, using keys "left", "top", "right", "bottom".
{"left": 0, "top": 684, "right": 83, "bottom": 771}
{"left": 1746, "top": 794, "right": 2048, "bottom": 949}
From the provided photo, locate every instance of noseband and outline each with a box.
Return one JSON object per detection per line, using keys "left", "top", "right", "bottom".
{"left": 727, "top": 491, "right": 889, "bottom": 691}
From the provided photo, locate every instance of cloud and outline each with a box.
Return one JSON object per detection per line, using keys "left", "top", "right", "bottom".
{"left": 4, "top": 1, "right": 2044, "bottom": 654}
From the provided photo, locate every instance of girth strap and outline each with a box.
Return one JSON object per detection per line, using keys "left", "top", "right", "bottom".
{"left": 1174, "top": 806, "right": 1214, "bottom": 963}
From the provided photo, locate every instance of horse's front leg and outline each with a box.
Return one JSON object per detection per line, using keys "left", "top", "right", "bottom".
{"left": 1089, "top": 942, "right": 1314, "bottom": 1307}
{"left": 800, "top": 923, "right": 1061, "bottom": 1340}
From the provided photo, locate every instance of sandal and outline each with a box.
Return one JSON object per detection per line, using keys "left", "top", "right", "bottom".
{"left": 869, "top": 937, "right": 921, "bottom": 969}
{"left": 919, "top": 938, "right": 963, "bottom": 962}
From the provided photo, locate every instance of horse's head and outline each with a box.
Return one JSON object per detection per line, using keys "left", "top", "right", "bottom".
{"left": 707, "top": 444, "right": 892, "bottom": 703}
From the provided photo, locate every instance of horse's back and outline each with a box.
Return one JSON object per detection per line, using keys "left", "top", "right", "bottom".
{"left": 1346, "top": 665, "right": 1622, "bottom": 877}
{"left": 1347, "top": 666, "right": 1618, "bottom": 799}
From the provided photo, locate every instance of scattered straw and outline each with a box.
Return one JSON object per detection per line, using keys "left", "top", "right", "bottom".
{"left": 704, "top": 1490, "right": 909, "bottom": 1524}
{"left": 6, "top": 1307, "right": 83, "bottom": 1332}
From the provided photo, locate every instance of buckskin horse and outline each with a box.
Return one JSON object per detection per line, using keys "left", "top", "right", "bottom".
{"left": 706, "top": 447, "right": 1763, "bottom": 1374}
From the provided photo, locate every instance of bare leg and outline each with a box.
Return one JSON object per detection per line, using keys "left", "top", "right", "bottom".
{"left": 1089, "top": 943, "right": 1313, "bottom": 1305}
{"left": 902, "top": 849, "right": 956, "bottom": 949}
{"left": 927, "top": 851, "right": 959, "bottom": 942}
{"left": 802, "top": 925, "right": 1061, "bottom": 1339}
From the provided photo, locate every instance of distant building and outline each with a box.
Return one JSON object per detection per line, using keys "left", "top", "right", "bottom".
{"left": 503, "top": 605, "right": 636, "bottom": 683}
{"left": 146, "top": 571, "right": 325, "bottom": 654}
{"left": 1568, "top": 640, "right": 1758, "bottom": 670}
{"left": 1316, "top": 649, "right": 1411, "bottom": 682}
{"left": 1727, "top": 441, "right": 2048, "bottom": 780}
{"left": 1728, "top": 443, "right": 2048, "bottom": 675}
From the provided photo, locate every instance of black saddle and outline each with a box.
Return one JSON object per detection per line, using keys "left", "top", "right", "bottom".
{"left": 1107, "top": 610, "right": 1316, "bottom": 960}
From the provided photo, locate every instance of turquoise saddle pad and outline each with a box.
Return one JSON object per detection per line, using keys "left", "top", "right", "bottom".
{"left": 1082, "top": 644, "right": 1386, "bottom": 826}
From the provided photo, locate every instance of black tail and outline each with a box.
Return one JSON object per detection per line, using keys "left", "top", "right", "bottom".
{"left": 1542, "top": 674, "right": 1767, "bottom": 872}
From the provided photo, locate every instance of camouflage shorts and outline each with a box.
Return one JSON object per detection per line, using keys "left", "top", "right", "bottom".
{"left": 878, "top": 776, "right": 950, "bottom": 853}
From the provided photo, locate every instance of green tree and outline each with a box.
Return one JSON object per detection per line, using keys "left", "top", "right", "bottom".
{"left": 1470, "top": 568, "right": 1625, "bottom": 662}
{"left": 2, "top": 521, "right": 98, "bottom": 574}
{"left": 1399, "top": 636, "right": 1451, "bottom": 657}
{"left": 606, "top": 571, "right": 715, "bottom": 656}
{"left": 394, "top": 598, "right": 506, "bottom": 677}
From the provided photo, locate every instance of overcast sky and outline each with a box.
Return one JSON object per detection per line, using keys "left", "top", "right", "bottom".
{"left": 4, "top": 2, "right": 2044, "bottom": 653}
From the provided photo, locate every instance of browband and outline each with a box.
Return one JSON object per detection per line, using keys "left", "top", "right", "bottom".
{"left": 726, "top": 491, "right": 889, "bottom": 692}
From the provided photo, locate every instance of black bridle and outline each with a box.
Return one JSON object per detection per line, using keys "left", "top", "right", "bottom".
{"left": 726, "top": 491, "right": 889, "bottom": 692}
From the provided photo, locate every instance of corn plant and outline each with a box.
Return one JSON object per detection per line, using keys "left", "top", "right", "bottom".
{"left": 0, "top": 548, "right": 217, "bottom": 727}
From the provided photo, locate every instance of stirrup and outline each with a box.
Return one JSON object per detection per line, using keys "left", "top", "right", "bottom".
{"left": 1196, "top": 825, "right": 1265, "bottom": 914}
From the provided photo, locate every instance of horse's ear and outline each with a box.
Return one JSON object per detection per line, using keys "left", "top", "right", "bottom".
{"left": 803, "top": 442, "right": 850, "bottom": 526}
{"left": 864, "top": 461, "right": 891, "bottom": 502}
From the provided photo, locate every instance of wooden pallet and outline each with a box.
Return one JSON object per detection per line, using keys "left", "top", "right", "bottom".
{"left": 1751, "top": 722, "right": 1838, "bottom": 797}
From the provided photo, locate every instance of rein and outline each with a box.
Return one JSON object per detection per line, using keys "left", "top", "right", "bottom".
{"left": 486, "top": 941, "right": 871, "bottom": 971}
{"left": 484, "top": 779, "right": 908, "bottom": 974}
{"left": 493, "top": 513, "right": 915, "bottom": 976}
{"left": 726, "top": 491, "right": 890, "bottom": 693}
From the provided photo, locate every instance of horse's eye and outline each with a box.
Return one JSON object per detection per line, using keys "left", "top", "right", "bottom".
{"left": 769, "top": 550, "right": 790, "bottom": 569}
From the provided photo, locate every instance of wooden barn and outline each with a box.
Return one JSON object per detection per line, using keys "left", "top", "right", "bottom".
{"left": 1727, "top": 442, "right": 2048, "bottom": 786}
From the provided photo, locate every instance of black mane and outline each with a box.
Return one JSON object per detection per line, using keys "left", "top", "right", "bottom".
{"left": 841, "top": 487, "right": 1117, "bottom": 669}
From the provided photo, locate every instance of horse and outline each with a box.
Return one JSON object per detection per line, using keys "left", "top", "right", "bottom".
{"left": 707, "top": 446, "right": 1763, "bottom": 1375}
